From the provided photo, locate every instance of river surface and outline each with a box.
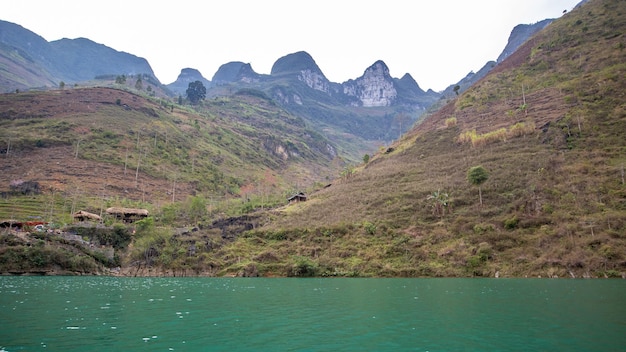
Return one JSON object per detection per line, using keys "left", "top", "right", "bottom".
{"left": 1, "top": 277, "right": 624, "bottom": 351}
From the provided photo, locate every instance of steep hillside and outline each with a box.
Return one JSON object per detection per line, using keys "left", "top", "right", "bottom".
{"left": 49, "top": 37, "right": 155, "bottom": 82}
{"left": 0, "top": 42, "right": 58, "bottom": 90}
{"left": 0, "top": 87, "right": 338, "bottom": 206}
{"left": 439, "top": 18, "right": 556, "bottom": 99}
{"left": 3, "top": 0, "right": 624, "bottom": 278}
{"left": 227, "top": 0, "right": 625, "bottom": 278}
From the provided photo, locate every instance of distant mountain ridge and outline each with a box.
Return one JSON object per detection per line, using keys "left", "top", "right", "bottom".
{"left": 170, "top": 52, "right": 436, "bottom": 109}
{"left": 0, "top": 16, "right": 563, "bottom": 160}
{"left": 0, "top": 20, "right": 155, "bottom": 91}
{"left": 1, "top": 16, "right": 562, "bottom": 100}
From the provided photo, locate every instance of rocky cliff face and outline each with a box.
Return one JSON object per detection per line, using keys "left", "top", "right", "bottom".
{"left": 298, "top": 69, "right": 330, "bottom": 93}
{"left": 342, "top": 61, "right": 397, "bottom": 107}
{"left": 271, "top": 51, "right": 332, "bottom": 94}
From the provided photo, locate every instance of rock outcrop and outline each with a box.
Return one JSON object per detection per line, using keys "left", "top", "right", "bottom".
{"left": 342, "top": 60, "right": 397, "bottom": 107}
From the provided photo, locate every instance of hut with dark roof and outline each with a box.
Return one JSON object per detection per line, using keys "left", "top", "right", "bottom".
{"left": 287, "top": 192, "right": 307, "bottom": 204}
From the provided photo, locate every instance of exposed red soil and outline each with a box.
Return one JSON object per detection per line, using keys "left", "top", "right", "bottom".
{"left": 1, "top": 145, "right": 193, "bottom": 202}
{"left": 0, "top": 88, "right": 151, "bottom": 119}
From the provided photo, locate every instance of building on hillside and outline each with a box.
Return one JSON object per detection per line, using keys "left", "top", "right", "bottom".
{"left": 105, "top": 207, "right": 149, "bottom": 223}
{"left": 73, "top": 210, "right": 102, "bottom": 222}
{"left": 287, "top": 192, "right": 307, "bottom": 204}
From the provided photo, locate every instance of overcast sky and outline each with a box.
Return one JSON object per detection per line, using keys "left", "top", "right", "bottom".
{"left": 2, "top": 0, "right": 581, "bottom": 91}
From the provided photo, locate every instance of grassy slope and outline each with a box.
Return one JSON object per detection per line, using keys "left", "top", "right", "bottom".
{"left": 220, "top": 0, "right": 626, "bottom": 278}
{"left": 0, "top": 87, "right": 339, "bottom": 218}
{"left": 209, "top": 74, "right": 427, "bottom": 163}
{"left": 1, "top": 0, "right": 624, "bottom": 278}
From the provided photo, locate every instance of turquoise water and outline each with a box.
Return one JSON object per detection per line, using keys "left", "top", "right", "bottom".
{"left": 1, "top": 277, "right": 624, "bottom": 351}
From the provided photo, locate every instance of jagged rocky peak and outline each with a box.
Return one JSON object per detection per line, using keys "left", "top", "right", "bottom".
{"left": 271, "top": 51, "right": 330, "bottom": 93}
{"left": 396, "top": 73, "right": 425, "bottom": 95}
{"left": 342, "top": 60, "right": 397, "bottom": 107}
{"left": 212, "top": 61, "right": 260, "bottom": 84}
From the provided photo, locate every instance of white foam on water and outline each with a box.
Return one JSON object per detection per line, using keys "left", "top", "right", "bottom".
{"left": 66, "top": 326, "right": 80, "bottom": 330}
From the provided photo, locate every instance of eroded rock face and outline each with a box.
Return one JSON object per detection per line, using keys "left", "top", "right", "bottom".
{"left": 342, "top": 61, "right": 397, "bottom": 107}
{"left": 298, "top": 69, "right": 330, "bottom": 93}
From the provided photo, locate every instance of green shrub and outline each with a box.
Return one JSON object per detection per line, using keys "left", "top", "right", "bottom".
{"left": 473, "top": 223, "right": 495, "bottom": 234}
{"left": 288, "top": 256, "right": 318, "bottom": 277}
{"left": 135, "top": 216, "right": 155, "bottom": 234}
{"left": 267, "top": 231, "right": 287, "bottom": 241}
{"left": 504, "top": 216, "right": 519, "bottom": 229}
{"left": 363, "top": 221, "right": 377, "bottom": 235}
{"left": 476, "top": 242, "right": 493, "bottom": 261}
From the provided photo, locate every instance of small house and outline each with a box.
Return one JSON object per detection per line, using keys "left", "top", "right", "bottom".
{"left": 287, "top": 192, "right": 307, "bottom": 204}
{"left": 106, "top": 207, "right": 149, "bottom": 223}
{"left": 73, "top": 210, "right": 102, "bottom": 222}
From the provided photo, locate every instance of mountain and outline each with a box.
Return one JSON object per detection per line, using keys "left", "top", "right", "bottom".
{"left": 0, "top": 20, "right": 60, "bottom": 90}
{"left": 206, "top": 0, "right": 623, "bottom": 278}
{"left": 0, "top": 20, "right": 156, "bottom": 92}
{"left": 6, "top": 1, "right": 624, "bottom": 278}
{"left": 165, "top": 15, "right": 562, "bottom": 159}
{"left": 48, "top": 37, "right": 155, "bottom": 82}
{"left": 166, "top": 68, "right": 212, "bottom": 96}
{"left": 440, "top": 18, "right": 556, "bottom": 99}
{"left": 496, "top": 19, "right": 554, "bottom": 63}
{"left": 271, "top": 51, "right": 325, "bottom": 77}
{"left": 342, "top": 60, "right": 398, "bottom": 107}
{"left": 1, "top": 16, "right": 546, "bottom": 163}
{"left": 167, "top": 52, "right": 441, "bottom": 160}
{"left": 212, "top": 62, "right": 261, "bottom": 84}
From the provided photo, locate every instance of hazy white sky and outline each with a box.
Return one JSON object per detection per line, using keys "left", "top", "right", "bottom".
{"left": 2, "top": 0, "right": 581, "bottom": 91}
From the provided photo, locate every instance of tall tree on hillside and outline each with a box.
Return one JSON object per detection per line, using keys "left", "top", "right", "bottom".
{"left": 186, "top": 81, "right": 206, "bottom": 104}
{"left": 467, "top": 166, "right": 489, "bottom": 206}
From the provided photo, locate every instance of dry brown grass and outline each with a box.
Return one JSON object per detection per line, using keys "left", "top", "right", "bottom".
{"left": 243, "top": 0, "right": 626, "bottom": 277}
